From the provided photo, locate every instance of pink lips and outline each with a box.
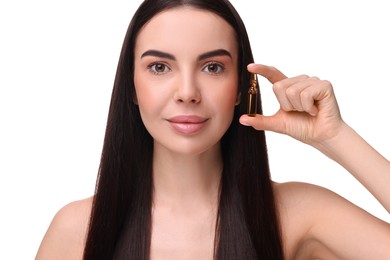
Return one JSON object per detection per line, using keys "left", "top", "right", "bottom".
{"left": 167, "top": 115, "right": 208, "bottom": 135}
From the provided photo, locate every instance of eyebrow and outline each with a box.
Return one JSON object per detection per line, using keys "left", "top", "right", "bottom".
{"left": 141, "top": 50, "right": 176, "bottom": 60}
{"left": 198, "top": 49, "right": 232, "bottom": 61}
{"left": 140, "top": 49, "right": 232, "bottom": 61}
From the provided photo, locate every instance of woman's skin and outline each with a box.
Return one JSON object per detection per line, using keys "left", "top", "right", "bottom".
{"left": 36, "top": 7, "right": 390, "bottom": 260}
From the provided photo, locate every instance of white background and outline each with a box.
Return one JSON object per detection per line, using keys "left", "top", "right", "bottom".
{"left": 0, "top": 1, "right": 389, "bottom": 259}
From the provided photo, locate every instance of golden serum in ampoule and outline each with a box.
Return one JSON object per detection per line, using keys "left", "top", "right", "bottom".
{"left": 247, "top": 73, "right": 258, "bottom": 116}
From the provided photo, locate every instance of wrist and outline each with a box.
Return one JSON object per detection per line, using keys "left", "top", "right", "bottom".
{"left": 312, "top": 121, "right": 352, "bottom": 160}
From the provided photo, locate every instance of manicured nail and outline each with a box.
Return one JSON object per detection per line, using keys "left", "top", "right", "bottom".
{"left": 239, "top": 116, "right": 250, "bottom": 126}
{"left": 247, "top": 63, "right": 255, "bottom": 69}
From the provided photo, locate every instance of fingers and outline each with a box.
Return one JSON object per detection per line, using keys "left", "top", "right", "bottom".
{"left": 247, "top": 63, "right": 287, "bottom": 83}
{"left": 239, "top": 114, "right": 284, "bottom": 133}
{"left": 273, "top": 75, "right": 321, "bottom": 116}
{"left": 247, "top": 63, "right": 332, "bottom": 117}
{"left": 243, "top": 64, "right": 339, "bottom": 142}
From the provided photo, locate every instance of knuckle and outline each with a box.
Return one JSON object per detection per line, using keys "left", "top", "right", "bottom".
{"left": 298, "top": 74, "right": 310, "bottom": 79}
{"left": 272, "top": 81, "right": 284, "bottom": 92}
{"left": 321, "top": 80, "right": 333, "bottom": 90}
{"left": 281, "top": 103, "right": 293, "bottom": 111}
{"left": 300, "top": 89, "right": 312, "bottom": 101}
{"left": 286, "top": 87, "right": 299, "bottom": 97}
{"left": 321, "top": 79, "right": 332, "bottom": 87}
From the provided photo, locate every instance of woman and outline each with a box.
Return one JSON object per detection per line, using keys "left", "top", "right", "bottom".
{"left": 36, "top": 0, "right": 390, "bottom": 259}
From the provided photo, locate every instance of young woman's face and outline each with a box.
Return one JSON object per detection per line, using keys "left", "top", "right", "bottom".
{"left": 134, "top": 7, "right": 239, "bottom": 155}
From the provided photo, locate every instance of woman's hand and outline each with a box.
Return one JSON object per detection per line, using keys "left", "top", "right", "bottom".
{"left": 239, "top": 63, "right": 344, "bottom": 146}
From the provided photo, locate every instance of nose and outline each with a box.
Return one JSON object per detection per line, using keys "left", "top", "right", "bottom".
{"left": 174, "top": 73, "right": 201, "bottom": 104}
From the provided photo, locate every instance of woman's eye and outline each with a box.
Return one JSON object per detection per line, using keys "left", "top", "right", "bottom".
{"left": 202, "top": 63, "right": 224, "bottom": 74}
{"left": 148, "top": 63, "right": 171, "bottom": 74}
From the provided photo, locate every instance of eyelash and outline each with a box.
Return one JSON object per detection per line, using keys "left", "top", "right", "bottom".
{"left": 147, "top": 62, "right": 171, "bottom": 75}
{"left": 202, "top": 62, "right": 225, "bottom": 74}
{"left": 146, "top": 61, "right": 225, "bottom": 75}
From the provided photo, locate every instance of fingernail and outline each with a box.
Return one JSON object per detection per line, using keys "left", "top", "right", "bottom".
{"left": 239, "top": 116, "right": 250, "bottom": 126}
{"left": 309, "top": 107, "right": 318, "bottom": 116}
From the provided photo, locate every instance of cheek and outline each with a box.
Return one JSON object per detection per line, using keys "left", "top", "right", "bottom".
{"left": 220, "top": 82, "right": 240, "bottom": 123}
{"left": 134, "top": 84, "right": 156, "bottom": 125}
{"left": 135, "top": 86, "right": 154, "bottom": 108}
{"left": 210, "top": 81, "right": 239, "bottom": 110}
{"left": 205, "top": 82, "right": 238, "bottom": 131}
{"left": 134, "top": 72, "right": 165, "bottom": 114}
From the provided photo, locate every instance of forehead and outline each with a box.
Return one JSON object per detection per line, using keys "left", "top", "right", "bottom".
{"left": 135, "top": 7, "right": 238, "bottom": 58}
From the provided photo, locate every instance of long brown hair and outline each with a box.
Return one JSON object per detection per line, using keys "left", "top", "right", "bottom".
{"left": 84, "top": 0, "right": 284, "bottom": 259}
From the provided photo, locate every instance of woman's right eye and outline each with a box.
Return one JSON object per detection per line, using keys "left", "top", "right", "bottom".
{"left": 147, "top": 63, "right": 171, "bottom": 75}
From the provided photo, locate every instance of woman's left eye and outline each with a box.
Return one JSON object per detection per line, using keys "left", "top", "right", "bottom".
{"left": 147, "top": 62, "right": 171, "bottom": 75}
{"left": 202, "top": 62, "right": 224, "bottom": 74}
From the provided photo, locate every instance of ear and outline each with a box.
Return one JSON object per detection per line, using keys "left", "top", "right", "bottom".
{"left": 235, "top": 92, "right": 241, "bottom": 106}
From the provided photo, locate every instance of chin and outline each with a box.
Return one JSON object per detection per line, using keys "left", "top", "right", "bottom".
{"left": 155, "top": 138, "right": 221, "bottom": 156}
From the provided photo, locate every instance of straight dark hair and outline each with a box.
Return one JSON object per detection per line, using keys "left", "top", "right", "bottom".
{"left": 84, "top": 0, "right": 284, "bottom": 259}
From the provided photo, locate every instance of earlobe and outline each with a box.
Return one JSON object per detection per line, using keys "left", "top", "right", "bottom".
{"left": 235, "top": 92, "right": 241, "bottom": 106}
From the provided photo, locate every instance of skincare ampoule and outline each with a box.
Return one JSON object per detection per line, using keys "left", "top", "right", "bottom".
{"left": 247, "top": 73, "right": 258, "bottom": 116}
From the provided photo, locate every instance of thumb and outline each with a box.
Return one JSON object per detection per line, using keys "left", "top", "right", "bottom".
{"left": 239, "top": 114, "right": 283, "bottom": 133}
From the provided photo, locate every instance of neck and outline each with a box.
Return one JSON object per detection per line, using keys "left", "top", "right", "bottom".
{"left": 152, "top": 143, "right": 222, "bottom": 210}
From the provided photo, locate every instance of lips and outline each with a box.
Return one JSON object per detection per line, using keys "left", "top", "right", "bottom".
{"left": 167, "top": 115, "right": 208, "bottom": 135}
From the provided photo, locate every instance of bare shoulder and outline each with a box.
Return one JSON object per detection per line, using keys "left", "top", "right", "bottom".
{"left": 273, "top": 182, "right": 390, "bottom": 259}
{"left": 273, "top": 180, "right": 383, "bottom": 222}
{"left": 272, "top": 181, "right": 331, "bottom": 240}
{"left": 273, "top": 181, "right": 339, "bottom": 209}
{"left": 35, "top": 196, "right": 93, "bottom": 260}
{"left": 273, "top": 180, "right": 359, "bottom": 218}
